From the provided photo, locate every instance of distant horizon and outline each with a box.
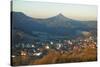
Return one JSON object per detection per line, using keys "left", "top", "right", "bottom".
{"left": 12, "top": 11, "right": 97, "bottom": 21}
{"left": 12, "top": 1, "right": 97, "bottom": 21}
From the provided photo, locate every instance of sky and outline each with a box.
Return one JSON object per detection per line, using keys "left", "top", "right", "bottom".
{"left": 12, "top": 0, "right": 97, "bottom": 21}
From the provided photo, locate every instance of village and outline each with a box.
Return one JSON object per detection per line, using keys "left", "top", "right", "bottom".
{"left": 11, "top": 35, "right": 97, "bottom": 65}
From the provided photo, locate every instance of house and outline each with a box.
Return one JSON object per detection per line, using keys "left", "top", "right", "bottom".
{"left": 33, "top": 52, "right": 42, "bottom": 56}
{"left": 11, "top": 55, "right": 16, "bottom": 58}
{"left": 56, "top": 43, "right": 62, "bottom": 49}
{"left": 31, "top": 44, "right": 35, "bottom": 48}
{"left": 67, "top": 40, "right": 73, "bottom": 45}
{"left": 50, "top": 41, "right": 53, "bottom": 45}
{"left": 45, "top": 45, "right": 50, "bottom": 49}
{"left": 21, "top": 51, "right": 27, "bottom": 56}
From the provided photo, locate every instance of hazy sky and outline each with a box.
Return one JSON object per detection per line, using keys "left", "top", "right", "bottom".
{"left": 12, "top": 1, "right": 97, "bottom": 21}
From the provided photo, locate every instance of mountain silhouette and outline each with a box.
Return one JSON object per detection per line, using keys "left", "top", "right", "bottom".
{"left": 11, "top": 11, "right": 97, "bottom": 43}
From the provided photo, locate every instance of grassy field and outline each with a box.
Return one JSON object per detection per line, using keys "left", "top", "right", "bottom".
{"left": 32, "top": 46, "right": 97, "bottom": 65}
